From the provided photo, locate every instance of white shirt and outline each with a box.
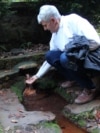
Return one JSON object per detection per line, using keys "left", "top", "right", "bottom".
{"left": 36, "top": 13, "right": 100, "bottom": 78}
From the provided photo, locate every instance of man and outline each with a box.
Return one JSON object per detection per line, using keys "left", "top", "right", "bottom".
{"left": 26, "top": 5, "right": 100, "bottom": 104}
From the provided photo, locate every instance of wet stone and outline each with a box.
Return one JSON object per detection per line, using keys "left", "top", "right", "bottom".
{"left": 25, "top": 125, "right": 33, "bottom": 132}
{"left": 10, "top": 48, "right": 25, "bottom": 56}
{"left": 0, "top": 89, "right": 56, "bottom": 132}
{"left": 64, "top": 99, "right": 100, "bottom": 114}
{"left": 25, "top": 122, "right": 62, "bottom": 133}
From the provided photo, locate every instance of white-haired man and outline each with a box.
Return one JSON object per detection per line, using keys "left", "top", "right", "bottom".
{"left": 26, "top": 5, "right": 100, "bottom": 104}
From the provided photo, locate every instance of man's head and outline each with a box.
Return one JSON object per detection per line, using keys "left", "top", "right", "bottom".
{"left": 37, "top": 5, "right": 61, "bottom": 33}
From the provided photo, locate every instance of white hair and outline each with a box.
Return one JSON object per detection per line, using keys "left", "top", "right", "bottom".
{"left": 37, "top": 5, "right": 61, "bottom": 24}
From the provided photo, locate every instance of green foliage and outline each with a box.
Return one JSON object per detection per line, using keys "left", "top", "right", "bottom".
{"left": 37, "top": 78, "right": 57, "bottom": 90}
{"left": 0, "top": 0, "right": 100, "bottom": 26}
{"left": 38, "top": 0, "right": 100, "bottom": 26}
{"left": 11, "top": 78, "right": 24, "bottom": 101}
{"left": 43, "top": 122, "right": 61, "bottom": 133}
{"left": 55, "top": 87, "right": 72, "bottom": 103}
{"left": 36, "top": 121, "right": 62, "bottom": 133}
{"left": 63, "top": 108, "right": 95, "bottom": 126}
{"left": 0, "top": 124, "right": 3, "bottom": 133}
{"left": 0, "top": 3, "right": 8, "bottom": 18}
{"left": 91, "top": 128, "right": 100, "bottom": 133}
{"left": 0, "top": 2, "right": 15, "bottom": 18}
{"left": 0, "top": 45, "right": 7, "bottom": 52}
{"left": 11, "top": 85, "right": 23, "bottom": 101}
{"left": 20, "top": 42, "right": 33, "bottom": 49}
{"left": 69, "top": 3, "right": 82, "bottom": 12}
{"left": 77, "top": 119, "right": 86, "bottom": 127}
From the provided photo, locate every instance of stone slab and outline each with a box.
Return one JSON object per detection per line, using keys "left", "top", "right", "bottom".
{"left": 0, "top": 89, "right": 55, "bottom": 131}
{"left": 64, "top": 99, "right": 100, "bottom": 114}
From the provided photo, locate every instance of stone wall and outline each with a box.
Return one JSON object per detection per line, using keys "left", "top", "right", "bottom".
{"left": 0, "top": 2, "right": 51, "bottom": 51}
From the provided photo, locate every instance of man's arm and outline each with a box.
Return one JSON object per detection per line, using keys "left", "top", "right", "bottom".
{"left": 25, "top": 61, "right": 51, "bottom": 84}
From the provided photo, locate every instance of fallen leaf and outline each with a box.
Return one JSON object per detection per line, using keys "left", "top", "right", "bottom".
{"left": 11, "top": 119, "right": 18, "bottom": 123}
{"left": 5, "top": 126, "right": 11, "bottom": 131}
{"left": 15, "top": 129, "right": 22, "bottom": 133}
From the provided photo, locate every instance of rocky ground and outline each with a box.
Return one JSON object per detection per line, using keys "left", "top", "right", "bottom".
{"left": 0, "top": 43, "right": 100, "bottom": 133}
{"left": 0, "top": 89, "right": 58, "bottom": 133}
{"left": 0, "top": 43, "right": 49, "bottom": 59}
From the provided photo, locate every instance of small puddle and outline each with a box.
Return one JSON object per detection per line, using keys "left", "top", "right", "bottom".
{"left": 22, "top": 88, "right": 87, "bottom": 133}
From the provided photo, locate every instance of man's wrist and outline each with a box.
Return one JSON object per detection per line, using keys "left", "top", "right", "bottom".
{"left": 33, "top": 75, "right": 39, "bottom": 79}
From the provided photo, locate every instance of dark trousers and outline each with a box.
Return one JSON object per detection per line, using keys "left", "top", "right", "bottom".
{"left": 45, "top": 50, "right": 95, "bottom": 89}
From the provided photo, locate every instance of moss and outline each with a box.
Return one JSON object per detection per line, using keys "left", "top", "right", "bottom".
{"left": 91, "top": 128, "right": 100, "bottom": 133}
{"left": 11, "top": 77, "right": 25, "bottom": 102}
{"left": 55, "top": 87, "right": 71, "bottom": 102}
{"left": 37, "top": 77, "right": 57, "bottom": 90}
{"left": 34, "top": 121, "right": 62, "bottom": 133}
{"left": 10, "top": 74, "right": 58, "bottom": 102}
{"left": 63, "top": 108, "right": 95, "bottom": 126}
{"left": 0, "top": 124, "right": 4, "bottom": 133}
{"left": 77, "top": 119, "right": 87, "bottom": 127}
{"left": 43, "top": 122, "right": 61, "bottom": 133}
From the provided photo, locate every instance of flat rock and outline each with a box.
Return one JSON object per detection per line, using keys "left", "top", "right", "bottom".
{"left": 0, "top": 69, "right": 18, "bottom": 79}
{"left": 13, "top": 61, "right": 38, "bottom": 70}
{"left": 0, "top": 89, "right": 55, "bottom": 130}
{"left": 64, "top": 99, "right": 100, "bottom": 114}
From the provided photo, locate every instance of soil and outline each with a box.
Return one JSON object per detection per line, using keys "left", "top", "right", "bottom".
{"left": 22, "top": 87, "right": 87, "bottom": 133}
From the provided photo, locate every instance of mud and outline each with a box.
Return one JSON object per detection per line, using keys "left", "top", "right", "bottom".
{"left": 23, "top": 88, "right": 87, "bottom": 133}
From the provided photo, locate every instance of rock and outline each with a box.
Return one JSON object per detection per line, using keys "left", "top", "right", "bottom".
{"left": 10, "top": 48, "right": 25, "bottom": 56}
{"left": 64, "top": 99, "right": 100, "bottom": 114}
{"left": 0, "top": 89, "right": 56, "bottom": 131}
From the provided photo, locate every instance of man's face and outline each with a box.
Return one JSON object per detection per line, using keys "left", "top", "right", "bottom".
{"left": 41, "top": 18, "right": 59, "bottom": 33}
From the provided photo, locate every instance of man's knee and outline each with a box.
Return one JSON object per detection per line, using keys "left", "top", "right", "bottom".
{"left": 60, "top": 53, "right": 68, "bottom": 67}
{"left": 45, "top": 51, "right": 52, "bottom": 61}
{"left": 45, "top": 50, "right": 62, "bottom": 66}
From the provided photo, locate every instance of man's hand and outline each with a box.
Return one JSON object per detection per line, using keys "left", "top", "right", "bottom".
{"left": 25, "top": 74, "right": 38, "bottom": 84}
